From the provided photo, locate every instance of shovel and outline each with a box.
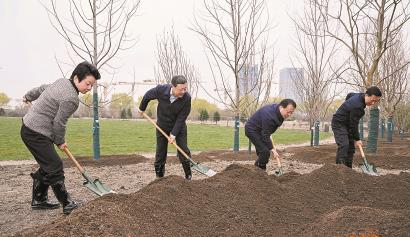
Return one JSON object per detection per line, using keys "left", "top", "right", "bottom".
{"left": 357, "top": 145, "right": 379, "bottom": 176}
{"left": 271, "top": 144, "right": 283, "bottom": 176}
{"left": 274, "top": 154, "right": 284, "bottom": 176}
{"left": 141, "top": 112, "right": 217, "bottom": 177}
{"left": 62, "top": 147, "right": 116, "bottom": 196}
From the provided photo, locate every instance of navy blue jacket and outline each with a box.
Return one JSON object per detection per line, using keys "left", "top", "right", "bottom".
{"left": 245, "top": 104, "right": 284, "bottom": 150}
{"left": 139, "top": 84, "right": 191, "bottom": 136}
{"left": 332, "top": 93, "right": 366, "bottom": 140}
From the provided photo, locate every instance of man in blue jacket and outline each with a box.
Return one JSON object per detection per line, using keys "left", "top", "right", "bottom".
{"left": 245, "top": 99, "right": 297, "bottom": 170}
{"left": 331, "top": 86, "right": 382, "bottom": 168}
{"left": 139, "top": 75, "right": 192, "bottom": 179}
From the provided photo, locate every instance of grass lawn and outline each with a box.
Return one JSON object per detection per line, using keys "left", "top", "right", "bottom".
{"left": 0, "top": 117, "right": 332, "bottom": 160}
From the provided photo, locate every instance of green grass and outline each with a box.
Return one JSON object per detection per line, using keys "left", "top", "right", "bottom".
{"left": 0, "top": 117, "right": 332, "bottom": 160}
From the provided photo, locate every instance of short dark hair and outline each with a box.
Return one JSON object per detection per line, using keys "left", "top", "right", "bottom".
{"left": 70, "top": 61, "right": 101, "bottom": 81}
{"left": 365, "top": 86, "right": 382, "bottom": 97}
{"left": 171, "top": 75, "right": 187, "bottom": 86}
{"left": 279, "top": 99, "right": 297, "bottom": 108}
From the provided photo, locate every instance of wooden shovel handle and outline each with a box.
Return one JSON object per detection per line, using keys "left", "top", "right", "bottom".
{"left": 275, "top": 154, "right": 282, "bottom": 168}
{"left": 271, "top": 139, "right": 282, "bottom": 168}
{"left": 141, "top": 112, "right": 192, "bottom": 161}
{"left": 358, "top": 144, "right": 365, "bottom": 158}
{"left": 62, "top": 147, "right": 85, "bottom": 173}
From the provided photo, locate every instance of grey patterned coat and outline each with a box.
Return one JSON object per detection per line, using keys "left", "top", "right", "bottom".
{"left": 23, "top": 78, "right": 79, "bottom": 145}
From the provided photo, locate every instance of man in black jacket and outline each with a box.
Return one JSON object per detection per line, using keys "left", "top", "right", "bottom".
{"left": 245, "top": 99, "right": 296, "bottom": 170}
{"left": 331, "top": 86, "right": 382, "bottom": 168}
{"left": 139, "top": 75, "right": 192, "bottom": 179}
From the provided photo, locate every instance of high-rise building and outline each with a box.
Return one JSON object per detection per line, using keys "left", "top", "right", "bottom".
{"left": 239, "top": 64, "right": 259, "bottom": 98}
{"left": 279, "top": 67, "right": 303, "bottom": 101}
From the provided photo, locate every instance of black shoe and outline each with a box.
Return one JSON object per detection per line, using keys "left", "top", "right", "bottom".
{"left": 154, "top": 164, "right": 165, "bottom": 178}
{"left": 182, "top": 162, "right": 192, "bottom": 180}
{"left": 254, "top": 161, "right": 266, "bottom": 170}
{"left": 51, "top": 180, "right": 78, "bottom": 214}
{"left": 31, "top": 173, "right": 60, "bottom": 210}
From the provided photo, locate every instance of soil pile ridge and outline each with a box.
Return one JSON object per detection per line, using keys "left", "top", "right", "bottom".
{"left": 16, "top": 164, "right": 410, "bottom": 237}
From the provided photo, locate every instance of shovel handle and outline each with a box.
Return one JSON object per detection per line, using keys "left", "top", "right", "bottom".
{"left": 358, "top": 144, "right": 366, "bottom": 158}
{"left": 275, "top": 155, "right": 282, "bottom": 168}
{"left": 271, "top": 139, "right": 282, "bottom": 168}
{"left": 141, "top": 112, "right": 194, "bottom": 163}
{"left": 357, "top": 144, "right": 371, "bottom": 166}
{"left": 62, "top": 147, "right": 85, "bottom": 173}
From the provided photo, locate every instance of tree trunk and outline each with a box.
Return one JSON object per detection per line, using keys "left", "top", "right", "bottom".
{"left": 366, "top": 106, "right": 380, "bottom": 153}
{"left": 387, "top": 116, "right": 393, "bottom": 143}
{"left": 233, "top": 115, "right": 240, "bottom": 152}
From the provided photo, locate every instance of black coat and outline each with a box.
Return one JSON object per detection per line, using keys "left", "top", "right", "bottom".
{"left": 332, "top": 93, "right": 366, "bottom": 140}
{"left": 245, "top": 104, "right": 284, "bottom": 150}
{"left": 139, "top": 84, "right": 191, "bottom": 136}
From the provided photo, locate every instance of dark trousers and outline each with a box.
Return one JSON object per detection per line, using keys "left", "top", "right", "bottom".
{"left": 155, "top": 124, "right": 191, "bottom": 166}
{"left": 20, "top": 123, "right": 65, "bottom": 185}
{"left": 331, "top": 123, "right": 355, "bottom": 168}
{"left": 245, "top": 128, "right": 270, "bottom": 168}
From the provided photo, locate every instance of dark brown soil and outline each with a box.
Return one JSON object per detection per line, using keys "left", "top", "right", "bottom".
{"left": 16, "top": 164, "right": 410, "bottom": 237}
{"left": 63, "top": 154, "right": 150, "bottom": 168}
{"left": 62, "top": 149, "right": 257, "bottom": 168}
{"left": 5, "top": 134, "right": 409, "bottom": 237}
{"left": 286, "top": 135, "right": 410, "bottom": 170}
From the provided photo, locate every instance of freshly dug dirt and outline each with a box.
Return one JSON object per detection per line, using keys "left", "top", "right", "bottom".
{"left": 286, "top": 135, "right": 410, "bottom": 170}
{"left": 3, "top": 134, "right": 409, "bottom": 236}
{"left": 16, "top": 164, "right": 410, "bottom": 237}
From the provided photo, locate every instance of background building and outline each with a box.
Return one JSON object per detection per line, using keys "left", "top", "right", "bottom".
{"left": 239, "top": 64, "right": 259, "bottom": 98}
{"left": 279, "top": 67, "right": 303, "bottom": 101}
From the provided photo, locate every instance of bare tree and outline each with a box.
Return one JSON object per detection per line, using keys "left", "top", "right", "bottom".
{"left": 239, "top": 46, "right": 275, "bottom": 121}
{"left": 323, "top": 0, "right": 410, "bottom": 152}
{"left": 43, "top": 0, "right": 141, "bottom": 159}
{"left": 191, "top": 0, "right": 273, "bottom": 151}
{"left": 394, "top": 88, "right": 410, "bottom": 131}
{"left": 379, "top": 33, "right": 409, "bottom": 140}
{"left": 154, "top": 26, "right": 200, "bottom": 98}
{"left": 291, "top": 0, "right": 343, "bottom": 127}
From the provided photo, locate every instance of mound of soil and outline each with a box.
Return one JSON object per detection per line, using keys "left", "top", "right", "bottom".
{"left": 286, "top": 134, "right": 410, "bottom": 170}
{"left": 17, "top": 164, "right": 410, "bottom": 237}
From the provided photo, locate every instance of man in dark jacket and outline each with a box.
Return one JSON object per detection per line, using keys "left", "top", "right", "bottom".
{"left": 331, "top": 86, "right": 382, "bottom": 168}
{"left": 139, "top": 75, "right": 192, "bottom": 179}
{"left": 245, "top": 99, "right": 297, "bottom": 170}
{"left": 21, "top": 61, "right": 101, "bottom": 214}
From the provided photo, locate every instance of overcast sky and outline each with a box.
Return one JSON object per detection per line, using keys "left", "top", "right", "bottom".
{"left": 0, "top": 0, "right": 302, "bottom": 105}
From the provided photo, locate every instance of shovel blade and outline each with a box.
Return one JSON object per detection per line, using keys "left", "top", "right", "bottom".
{"left": 274, "top": 168, "right": 284, "bottom": 177}
{"left": 191, "top": 163, "right": 217, "bottom": 177}
{"left": 360, "top": 163, "right": 379, "bottom": 176}
{"left": 84, "top": 179, "right": 116, "bottom": 196}
{"left": 82, "top": 172, "right": 116, "bottom": 196}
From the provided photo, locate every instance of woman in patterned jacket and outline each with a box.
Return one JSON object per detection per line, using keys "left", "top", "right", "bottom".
{"left": 21, "top": 61, "right": 100, "bottom": 214}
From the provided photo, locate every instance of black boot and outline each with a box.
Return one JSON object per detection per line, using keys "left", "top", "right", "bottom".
{"left": 182, "top": 162, "right": 192, "bottom": 180}
{"left": 31, "top": 173, "right": 60, "bottom": 210}
{"left": 154, "top": 164, "right": 165, "bottom": 178}
{"left": 51, "top": 180, "right": 78, "bottom": 214}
